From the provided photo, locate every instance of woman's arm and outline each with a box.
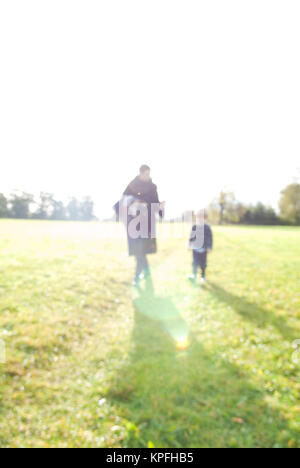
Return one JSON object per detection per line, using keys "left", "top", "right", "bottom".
{"left": 123, "top": 184, "right": 133, "bottom": 196}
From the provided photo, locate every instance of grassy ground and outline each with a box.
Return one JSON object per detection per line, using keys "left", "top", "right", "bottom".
{"left": 0, "top": 220, "right": 299, "bottom": 448}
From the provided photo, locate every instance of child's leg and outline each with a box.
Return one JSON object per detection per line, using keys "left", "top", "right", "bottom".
{"left": 199, "top": 252, "right": 208, "bottom": 279}
{"left": 192, "top": 251, "right": 199, "bottom": 277}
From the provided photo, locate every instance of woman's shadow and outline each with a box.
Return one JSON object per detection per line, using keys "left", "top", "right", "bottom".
{"left": 108, "top": 279, "right": 296, "bottom": 447}
{"left": 132, "top": 278, "right": 190, "bottom": 348}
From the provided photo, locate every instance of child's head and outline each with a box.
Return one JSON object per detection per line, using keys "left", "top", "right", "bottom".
{"left": 196, "top": 209, "right": 209, "bottom": 223}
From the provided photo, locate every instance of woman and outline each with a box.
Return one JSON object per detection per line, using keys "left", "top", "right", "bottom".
{"left": 121, "top": 165, "right": 164, "bottom": 286}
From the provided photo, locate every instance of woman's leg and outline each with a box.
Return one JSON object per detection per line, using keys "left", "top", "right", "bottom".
{"left": 135, "top": 255, "right": 144, "bottom": 280}
{"left": 135, "top": 254, "right": 150, "bottom": 280}
{"left": 143, "top": 255, "right": 150, "bottom": 277}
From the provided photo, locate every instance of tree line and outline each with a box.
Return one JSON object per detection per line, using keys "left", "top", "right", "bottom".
{"left": 0, "top": 191, "right": 95, "bottom": 221}
{"left": 0, "top": 183, "right": 299, "bottom": 225}
{"left": 208, "top": 183, "right": 300, "bottom": 226}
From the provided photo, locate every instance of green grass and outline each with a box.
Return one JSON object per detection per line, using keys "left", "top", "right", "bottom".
{"left": 0, "top": 220, "right": 299, "bottom": 448}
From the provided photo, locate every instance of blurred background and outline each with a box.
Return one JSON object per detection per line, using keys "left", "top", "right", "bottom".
{"left": 0, "top": 1, "right": 299, "bottom": 449}
{"left": 0, "top": 0, "right": 299, "bottom": 221}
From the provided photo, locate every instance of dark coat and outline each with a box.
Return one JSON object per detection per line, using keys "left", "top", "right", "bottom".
{"left": 123, "top": 177, "right": 162, "bottom": 257}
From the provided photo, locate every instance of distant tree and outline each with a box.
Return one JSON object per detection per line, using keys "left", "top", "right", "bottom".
{"left": 66, "top": 196, "right": 95, "bottom": 221}
{"left": 51, "top": 199, "right": 67, "bottom": 220}
{"left": 0, "top": 193, "right": 8, "bottom": 218}
{"left": 241, "top": 203, "right": 279, "bottom": 225}
{"left": 279, "top": 184, "right": 300, "bottom": 225}
{"left": 225, "top": 201, "right": 248, "bottom": 224}
{"left": 80, "top": 197, "right": 95, "bottom": 221}
{"left": 218, "top": 191, "right": 227, "bottom": 225}
{"left": 2, "top": 191, "right": 96, "bottom": 221}
{"left": 9, "top": 192, "right": 34, "bottom": 219}
{"left": 209, "top": 193, "right": 281, "bottom": 226}
{"left": 33, "top": 192, "right": 55, "bottom": 219}
{"left": 67, "top": 197, "right": 81, "bottom": 221}
{"left": 212, "top": 192, "right": 243, "bottom": 224}
{"left": 207, "top": 202, "right": 220, "bottom": 225}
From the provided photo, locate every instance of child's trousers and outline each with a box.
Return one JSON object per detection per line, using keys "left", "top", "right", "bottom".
{"left": 193, "top": 251, "right": 207, "bottom": 278}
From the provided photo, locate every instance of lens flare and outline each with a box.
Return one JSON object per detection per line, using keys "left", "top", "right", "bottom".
{"left": 176, "top": 336, "right": 189, "bottom": 351}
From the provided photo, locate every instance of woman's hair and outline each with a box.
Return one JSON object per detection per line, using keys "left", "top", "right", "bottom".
{"left": 140, "top": 164, "right": 151, "bottom": 174}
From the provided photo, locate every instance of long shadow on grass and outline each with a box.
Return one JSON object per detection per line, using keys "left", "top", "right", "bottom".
{"left": 207, "top": 282, "right": 296, "bottom": 341}
{"left": 107, "top": 279, "right": 296, "bottom": 448}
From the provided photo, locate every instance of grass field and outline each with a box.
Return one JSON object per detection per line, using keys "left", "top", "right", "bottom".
{"left": 0, "top": 220, "right": 299, "bottom": 448}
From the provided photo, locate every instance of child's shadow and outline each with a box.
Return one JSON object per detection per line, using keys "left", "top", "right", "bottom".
{"left": 107, "top": 279, "right": 296, "bottom": 447}
{"left": 207, "top": 282, "right": 296, "bottom": 341}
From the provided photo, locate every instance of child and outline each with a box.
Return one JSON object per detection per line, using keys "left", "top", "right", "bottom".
{"left": 189, "top": 211, "right": 213, "bottom": 284}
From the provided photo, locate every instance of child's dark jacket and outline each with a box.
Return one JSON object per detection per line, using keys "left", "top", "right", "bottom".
{"left": 189, "top": 224, "right": 213, "bottom": 251}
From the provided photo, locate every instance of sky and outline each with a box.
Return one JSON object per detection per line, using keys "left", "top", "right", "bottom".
{"left": 0, "top": 1, "right": 299, "bottom": 218}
